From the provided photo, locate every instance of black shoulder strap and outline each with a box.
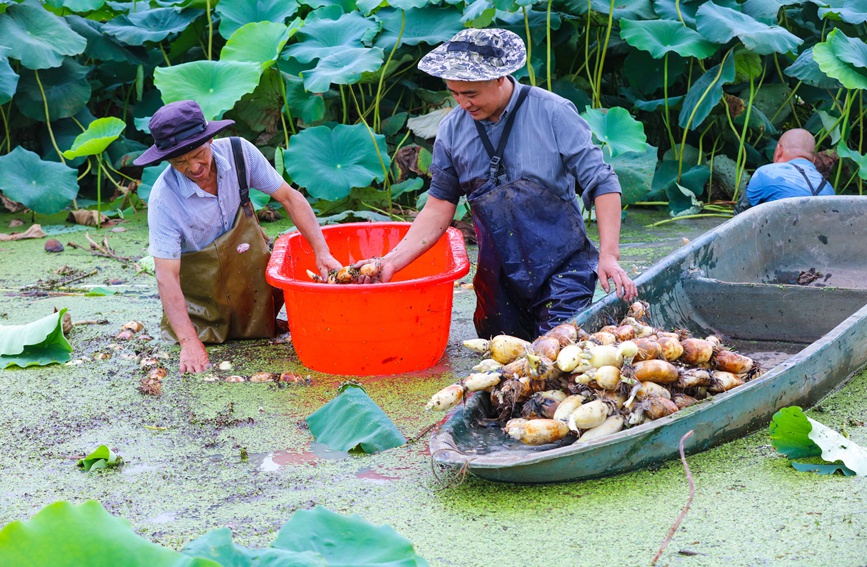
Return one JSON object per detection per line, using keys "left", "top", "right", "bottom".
{"left": 474, "top": 85, "right": 531, "bottom": 181}
{"left": 230, "top": 136, "right": 253, "bottom": 217}
{"left": 790, "top": 162, "right": 828, "bottom": 196}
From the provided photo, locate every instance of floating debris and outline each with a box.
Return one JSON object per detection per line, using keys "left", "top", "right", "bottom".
{"left": 250, "top": 372, "right": 275, "bottom": 383}
{"left": 218, "top": 361, "right": 233, "bottom": 371}
{"left": 44, "top": 239, "right": 64, "bottom": 253}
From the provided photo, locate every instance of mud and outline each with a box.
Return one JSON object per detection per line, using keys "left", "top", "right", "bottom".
{"left": 0, "top": 208, "right": 865, "bottom": 566}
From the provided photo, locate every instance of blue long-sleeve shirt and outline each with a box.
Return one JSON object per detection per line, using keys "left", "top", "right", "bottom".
{"left": 746, "top": 158, "right": 833, "bottom": 206}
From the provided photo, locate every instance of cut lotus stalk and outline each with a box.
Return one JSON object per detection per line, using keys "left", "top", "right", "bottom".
{"left": 501, "top": 357, "right": 528, "bottom": 378}
{"left": 526, "top": 353, "right": 557, "bottom": 381}
{"left": 358, "top": 260, "right": 382, "bottom": 278}
{"left": 505, "top": 418, "right": 570, "bottom": 445}
{"left": 657, "top": 336, "right": 684, "bottom": 361}
{"left": 594, "top": 365, "right": 621, "bottom": 390}
{"left": 462, "top": 338, "right": 490, "bottom": 354}
{"left": 531, "top": 335, "right": 561, "bottom": 360}
{"left": 635, "top": 381, "right": 672, "bottom": 401}
{"left": 582, "top": 344, "right": 623, "bottom": 369}
{"left": 642, "top": 396, "right": 679, "bottom": 420}
{"left": 589, "top": 331, "right": 617, "bottom": 345}
{"left": 553, "top": 394, "right": 586, "bottom": 422}
{"left": 680, "top": 338, "right": 714, "bottom": 364}
{"left": 545, "top": 323, "right": 578, "bottom": 346}
{"left": 676, "top": 368, "right": 712, "bottom": 389}
{"left": 555, "top": 344, "right": 584, "bottom": 372}
{"left": 577, "top": 415, "right": 624, "bottom": 442}
{"left": 471, "top": 358, "right": 502, "bottom": 373}
{"left": 306, "top": 269, "right": 323, "bottom": 283}
{"left": 489, "top": 335, "right": 530, "bottom": 364}
{"left": 463, "top": 372, "right": 501, "bottom": 392}
{"left": 713, "top": 349, "right": 754, "bottom": 374}
{"left": 632, "top": 338, "right": 662, "bottom": 362}
{"left": 633, "top": 359, "right": 680, "bottom": 384}
{"left": 709, "top": 371, "right": 745, "bottom": 393}
{"left": 426, "top": 384, "right": 464, "bottom": 411}
{"left": 567, "top": 399, "right": 609, "bottom": 431}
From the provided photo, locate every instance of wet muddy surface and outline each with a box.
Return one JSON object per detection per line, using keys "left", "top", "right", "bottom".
{"left": 1, "top": 208, "right": 866, "bottom": 566}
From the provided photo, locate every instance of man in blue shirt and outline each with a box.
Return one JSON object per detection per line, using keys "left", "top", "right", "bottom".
{"left": 357, "top": 28, "right": 636, "bottom": 340}
{"left": 738, "top": 129, "right": 833, "bottom": 213}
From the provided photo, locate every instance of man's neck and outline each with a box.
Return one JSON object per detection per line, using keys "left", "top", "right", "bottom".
{"left": 488, "top": 78, "right": 515, "bottom": 123}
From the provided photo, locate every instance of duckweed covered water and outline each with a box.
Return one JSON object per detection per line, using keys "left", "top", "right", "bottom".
{"left": 1, "top": 210, "right": 865, "bottom": 566}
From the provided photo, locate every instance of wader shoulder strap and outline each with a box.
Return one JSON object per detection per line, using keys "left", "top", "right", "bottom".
{"left": 790, "top": 162, "right": 829, "bottom": 196}
{"left": 474, "top": 86, "right": 531, "bottom": 181}
{"left": 230, "top": 137, "right": 254, "bottom": 217}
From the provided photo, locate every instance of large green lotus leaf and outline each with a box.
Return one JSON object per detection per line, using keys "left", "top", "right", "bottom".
{"left": 62, "top": 117, "right": 126, "bottom": 159}
{"left": 695, "top": 2, "right": 802, "bottom": 55}
{"left": 138, "top": 162, "right": 169, "bottom": 202}
{"left": 653, "top": 0, "right": 741, "bottom": 25}
{"left": 826, "top": 28, "right": 867, "bottom": 71}
{"left": 606, "top": 144, "right": 658, "bottom": 205}
{"left": 221, "top": 20, "right": 299, "bottom": 71}
{"left": 580, "top": 106, "right": 647, "bottom": 159}
{"left": 182, "top": 527, "right": 326, "bottom": 566}
{"left": 284, "top": 72, "right": 326, "bottom": 124}
{"left": 216, "top": 0, "right": 300, "bottom": 39}
{"left": 0, "top": 308, "right": 71, "bottom": 368}
{"left": 785, "top": 47, "right": 841, "bottom": 88}
{"left": 562, "top": 0, "right": 655, "bottom": 19}
{"left": 770, "top": 406, "right": 867, "bottom": 475}
{"left": 302, "top": 47, "right": 384, "bottom": 92}
{"left": 837, "top": 143, "right": 867, "bottom": 180}
{"left": 0, "top": 47, "right": 18, "bottom": 105}
{"left": 0, "top": 500, "right": 221, "bottom": 566}
{"left": 357, "top": 52, "right": 413, "bottom": 85}
{"left": 154, "top": 60, "right": 262, "bottom": 121}
{"left": 284, "top": 124, "right": 390, "bottom": 200}
{"left": 271, "top": 507, "right": 426, "bottom": 566}
{"left": 650, "top": 159, "right": 708, "bottom": 204}
{"left": 0, "top": 147, "right": 79, "bottom": 215}
{"left": 678, "top": 55, "right": 735, "bottom": 130}
{"left": 59, "top": 0, "right": 106, "bottom": 12}
{"left": 374, "top": 6, "right": 465, "bottom": 52}
{"left": 461, "top": 0, "right": 496, "bottom": 27}
{"left": 813, "top": 38, "right": 867, "bottom": 90}
{"left": 14, "top": 58, "right": 92, "bottom": 121}
{"left": 623, "top": 50, "right": 684, "bottom": 96}
{"left": 65, "top": 15, "right": 143, "bottom": 64}
{"left": 818, "top": 0, "right": 867, "bottom": 25}
{"left": 307, "top": 384, "right": 406, "bottom": 453}
{"left": 619, "top": 19, "right": 717, "bottom": 59}
{"left": 282, "top": 12, "right": 379, "bottom": 63}
{"left": 742, "top": 0, "right": 802, "bottom": 24}
{"left": 103, "top": 7, "right": 204, "bottom": 45}
{"left": 0, "top": 0, "right": 86, "bottom": 70}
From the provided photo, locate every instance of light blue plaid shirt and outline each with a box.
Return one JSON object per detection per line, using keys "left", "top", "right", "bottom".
{"left": 428, "top": 77, "right": 621, "bottom": 210}
{"left": 147, "top": 137, "right": 284, "bottom": 259}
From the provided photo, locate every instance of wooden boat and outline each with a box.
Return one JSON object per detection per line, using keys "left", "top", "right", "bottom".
{"left": 429, "top": 196, "right": 867, "bottom": 483}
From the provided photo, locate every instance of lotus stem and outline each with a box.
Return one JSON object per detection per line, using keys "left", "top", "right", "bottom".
{"left": 647, "top": 213, "right": 733, "bottom": 227}
{"left": 733, "top": 68, "right": 765, "bottom": 202}
{"left": 339, "top": 85, "right": 348, "bottom": 124}
{"left": 592, "top": 0, "right": 617, "bottom": 107}
{"left": 96, "top": 154, "right": 103, "bottom": 230}
{"left": 584, "top": 1, "right": 595, "bottom": 99}
{"left": 76, "top": 158, "right": 92, "bottom": 181}
{"left": 102, "top": 157, "right": 136, "bottom": 183}
{"left": 0, "top": 103, "right": 9, "bottom": 153}
{"left": 523, "top": 8, "right": 535, "bottom": 86}
{"left": 662, "top": 52, "right": 676, "bottom": 152}
{"left": 546, "top": 0, "right": 554, "bottom": 91}
{"left": 675, "top": 0, "right": 685, "bottom": 26}
{"left": 275, "top": 68, "right": 295, "bottom": 144}
{"left": 206, "top": 0, "right": 213, "bottom": 60}
{"left": 34, "top": 70, "right": 65, "bottom": 164}
{"left": 833, "top": 89, "right": 855, "bottom": 191}
{"left": 159, "top": 43, "right": 170, "bottom": 67}
{"left": 348, "top": 85, "right": 391, "bottom": 206}
{"left": 374, "top": 10, "right": 404, "bottom": 133}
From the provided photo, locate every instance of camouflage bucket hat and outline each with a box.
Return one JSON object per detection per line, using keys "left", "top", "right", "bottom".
{"left": 418, "top": 28, "right": 526, "bottom": 81}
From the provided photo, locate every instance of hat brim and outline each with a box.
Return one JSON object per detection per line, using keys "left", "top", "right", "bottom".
{"left": 418, "top": 43, "right": 526, "bottom": 82}
{"left": 133, "top": 119, "right": 235, "bottom": 167}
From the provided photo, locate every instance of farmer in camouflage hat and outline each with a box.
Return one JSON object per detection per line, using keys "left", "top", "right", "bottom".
{"left": 356, "top": 28, "right": 637, "bottom": 341}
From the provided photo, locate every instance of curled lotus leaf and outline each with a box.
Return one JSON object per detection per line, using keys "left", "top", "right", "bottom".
{"left": 282, "top": 11, "right": 379, "bottom": 63}
{"left": 813, "top": 31, "right": 867, "bottom": 91}
{"left": 695, "top": 2, "right": 802, "bottom": 55}
{"left": 221, "top": 20, "right": 301, "bottom": 71}
{"left": 14, "top": 58, "right": 91, "bottom": 122}
{"left": 62, "top": 117, "right": 126, "bottom": 159}
{"left": 818, "top": 2, "right": 867, "bottom": 25}
{"left": 216, "top": 0, "right": 300, "bottom": 39}
{"left": 154, "top": 60, "right": 262, "bottom": 121}
{"left": 374, "top": 6, "right": 465, "bottom": 52}
{"left": 0, "top": 147, "right": 79, "bottom": 215}
{"left": 619, "top": 19, "right": 718, "bottom": 60}
{"left": 65, "top": 15, "right": 142, "bottom": 64}
{"left": 784, "top": 47, "right": 841, "bottom": 89}
{"left": 283, "top": 124, "right": 390, "bottom": 200}
{"left": 0, "top": 0, "right": 87, "bottom": 70}
{"left": 580, "top": 106, "right": 647, "bottom": 159}
{"left": 302, "top": 47, "right": 384, "bottom": 93}
{"left": 103, "top": 7, "right": 204, "bottom": 45}
{"left": 0, "top": 47, "right": 19, "bottom": 105}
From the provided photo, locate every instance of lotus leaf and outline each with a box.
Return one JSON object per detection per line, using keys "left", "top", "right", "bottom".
{"left": 622, "top": 50, "right": 684, "bottom": 96}
{"left": 283, "top": 72, "right": 326, "bottom": 124}
{"left": 0, "top": 500, "right": 221, "bottom": 566}
{"left": 284, "top": 124, "right": 390, "bottom": 200}
{"left": 0, "top": 47, "right": 18, "bottom": 105}
{"left": 154, "top": 60, "right": 262, "bottom": 121}
{"left": 461, "top": 0, "right": 496, "bottom": 27}
{"left": 103, "top": 7, "right": 204, "bottom": 45}
{"left": 836, "top": 143, "right": 867, "bottom": 180}
{"left": 818, "top": 0, "right": 867, "bottom": 25}
{"left": 391, "top": 177, "right": 424, "bottom": 197}
{"left": 62, "top": 117, "right": 126, "bottom": 159}
{"left": 407, "top": 105, "right": 455, "bottom": 139}
{"left": 58, "top": 0, "right": 106, "bottom": 12}
{"left": 824, "top": 28, "right": 867, "bottom": 71}
{"left": 650, "top": 160, "right": 708, "bottom": 212}
{"left": 678, "top": 55, "right": 735, "bottom": 130}
{"left": 770, "top": 406, "right": 867, "bottom": 476}
{"left": 813, "top": 34, "right": 867, "bottom": 91}
{"left": 606, "top": 144, "right": 658, "bottom": 205}
{"left": 0, "top": 0, "right": 86, "bottom": 70}
{"left": 695, "top": 2, "right": 802, "bottom": 55}
{"left": 216, "top": 0, "right": 300, "bottom": 39}
{"left": 182, "top": 527, "right": 326, "bottom": 566}
{"left": 580, "top": 107, "right": 647, "bottom": 159}
{"left": 270, "top": 507, "right": 427, "bottom": 566}
{"left": 221, "top": 20, "right": 299, "bottom": 71}
{"left": 374, "top": 6, "right": 465, "bottom": 52}
{"left": 0, "top": 147, "right": 79, "bottom": 214}
{"left": 619, "top": 19, "right": 717, "bottom": 60}
{"left": 282, "top": 12, "right": 379, "bottom": 63}
{"left": 307, "top": 383, "right": 405, "bottom": 453}
{"left": 651, "top": 0, "right": 702, "bottom": 26}
{"left": 77, "top": 444, "right": 122, "bottom": 470}
{"left": 784, "top": 47, "right": 841, "bottom": 88}
{"left": 302, "top": 47, "right": 384, "bottom": 93}
{"left": 14, "top": 58, "right": 91, "bottom": 121}
{"left": 562, "top": 0, "right": 655, "bottom": 19}
{"left": 65, "top": 15, "right": 142, "bottom": 64}
{"left": 0, "top": 308, "right": 72, "bottom": 368}
{"left": 633, "top": 95, "right": 684, "bottom": 112}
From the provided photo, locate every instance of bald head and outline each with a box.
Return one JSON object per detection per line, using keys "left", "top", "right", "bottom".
{"left": 774, "top": 129, "right": 816, "bottom": 163}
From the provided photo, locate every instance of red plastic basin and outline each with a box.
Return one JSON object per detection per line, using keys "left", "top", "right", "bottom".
{"left": 266, "top": 222, "right": 470, "bottom": 375}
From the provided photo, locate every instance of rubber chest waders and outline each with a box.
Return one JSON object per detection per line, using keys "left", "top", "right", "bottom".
{"left": 468, "top": 86, "right": 598, "bottom": 340}
{"left": 161, "top": 137, "right": 275, "bottom": 343}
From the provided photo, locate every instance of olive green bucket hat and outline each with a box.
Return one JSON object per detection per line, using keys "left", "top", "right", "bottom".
{"left": 418, "top": 28, "right": 527, "bottom": 81}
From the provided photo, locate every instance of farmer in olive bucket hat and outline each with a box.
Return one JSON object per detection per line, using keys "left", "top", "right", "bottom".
{"left": 355, "top": 28, "right": 636, "bottom": 340}
{"left": 135, "top": 100, "right": 340, "bottom": 373}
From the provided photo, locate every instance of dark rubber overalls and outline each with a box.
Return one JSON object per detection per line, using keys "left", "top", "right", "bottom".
{"left": 468, "top": 86, "right": 598, "bottom": 341}
{"left": 160, "top": 138, "right": 275, "bottom": 343}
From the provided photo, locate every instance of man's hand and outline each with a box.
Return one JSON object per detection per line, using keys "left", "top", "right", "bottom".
{"left": 179, "top": 338, "right": 211, "bottom": 374}
{"left": 597, "top": 253, "right": 638, "bottom": 302}
{"left": 352, "top": 256, "right": 398, "bottom": 284}
{"left": 316, "top": 251, "right": 342, "bottom": 280}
